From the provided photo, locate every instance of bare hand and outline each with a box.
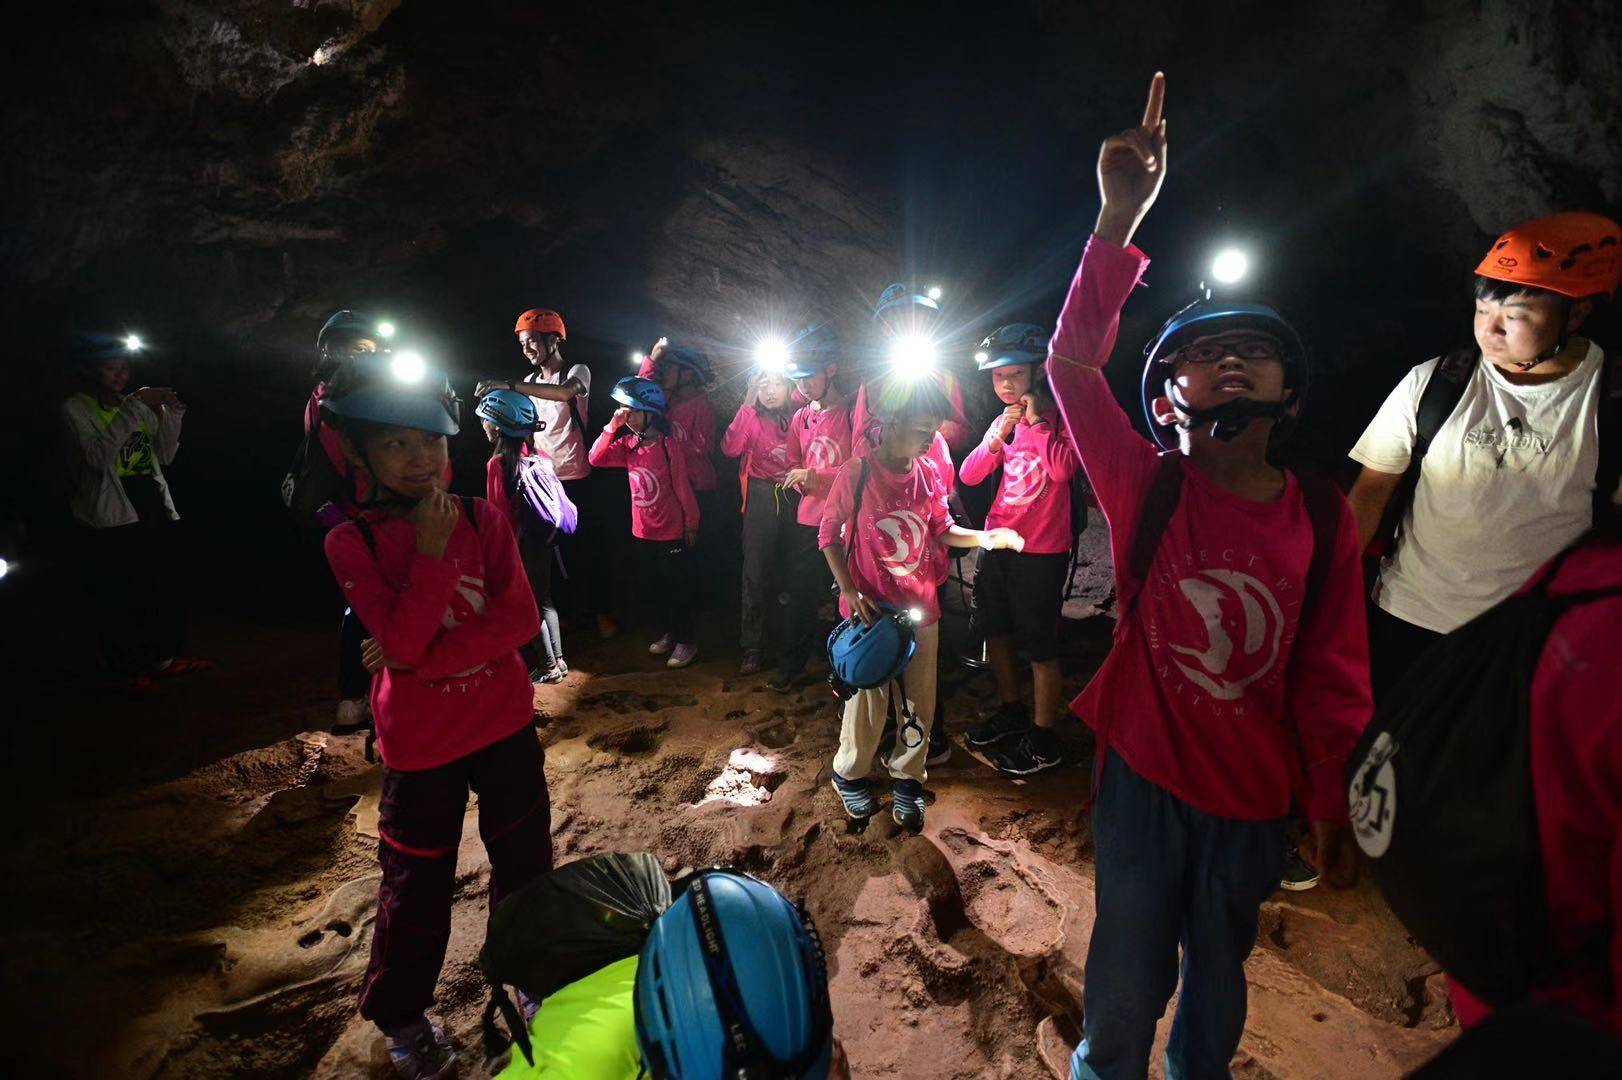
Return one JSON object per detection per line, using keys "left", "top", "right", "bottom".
{"left": 983, "top": 527, "right": 1025, "bottom": 552}
{"left": 783, "top": 467, "right": 813, "bottom": 492}
{"left": 412, "top": 489, "right": 460, "bottom": 558}
{"left": 1302, "top": 821, "right": 1360, "bottom": 890}
{"left": 998, "top": 402, "right": 1026, "bottom": 441}
{"left": 684, "top": 529, "right": 698, "bottom": 548}
{"left": 744, "top": 371, "right": 762, "bottom": 409}
{"left": 844, "top": 589, "right": 880, "bottom": 627}
{"left": 475, "top": 379, "right": 511, "bottom": 399}
{"left": 360, "top": 638, "right": 412, "bottom": 673}
{"left": 133, "top": 386, "right": 176, "bottom": 409}
{"left": 647, "top": 337, "right": 669, "bottom": 366}
{"left": 609, "top": 406, "right": 631, "bottom": 430}
{"left": 1097, "top": 72, "right": 1168, "bottom": 242}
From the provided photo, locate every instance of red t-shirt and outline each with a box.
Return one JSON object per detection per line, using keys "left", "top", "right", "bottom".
{"left": 324, "top": 499, "right": 539, "bottom": 771}
{"left": 721, "top": 403, "right": 793, "bottom": 485}
{"left": 665, "top": 392, "right": 717, "bottom": 493}
{"left": 958, "top": 414, "right": 1078, "bottom": 555}
{"left": 817, "top": 455, "right": 953, "bottom": 627}
{"left": 587, "top": 427, "right": 701, "bottom": 542}
{"left": 786, "top": 399, "right": 855, "bottom": 527}
{"left": 1450, "top": 540, "right": 1622, "bottom": 1034}
{"left": 1047, "top": 235, "right": 1372, "bottom": 822}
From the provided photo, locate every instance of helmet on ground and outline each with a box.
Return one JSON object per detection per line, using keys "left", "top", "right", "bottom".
{"left": 1474, "top": 212, "right": 1622, "bottom": 300}
{"left": 872, "top": 282, "right": 940, "bottom": 326}
{"left": 474, "top": 388, "right": 543, "bottom": 438}
{"left": 976, "top": 323, "right": 1048, "bottom": 370}
{"left": 515, "top": 309, "right": 568, "bottom": 339}
{"left": 827, "top": 604, "right": 918, "bottom": 691}
{"left": 1140, "top": 299, "right": 1308, "bottom": 450}
{"left": 784, "top": 323, "right": 841, "bottom": 379}
{"left": 321, "top": 351, "right": 460, "bottom": 436}
{"left": 635, "top": 869, "right": 833, "bottom": 1080}
{"left": 611, "top": 376, "right": 668, "bottom": 415}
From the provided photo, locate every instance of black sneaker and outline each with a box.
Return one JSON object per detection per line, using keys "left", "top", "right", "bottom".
{"left": 768, "top": 666, "right": 803, "bottom": 693}
{"left": 926, "top": 719, "right": 951, "bottom": 766}
{"left": 966, "top": 702, "right": 1029, "bottom": 749}
{"left": 1280, "top": 846, "right": 1320, "bottom": 891}
{"left": 992, "top": 727, "right": 1063, "bottom": 777}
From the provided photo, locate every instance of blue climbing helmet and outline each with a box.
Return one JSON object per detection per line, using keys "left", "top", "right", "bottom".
{"left": 826, "top": 604, "right": 919, "bottom": 695}
{"left": 975, "top": 323, "right": 1048, "bottom": 371}
{"left": 1139, "top": 298, "right": 1309, "bottom": 450}
{"left": 872, "top": 282, "right": 939, "bottom": 326}
{"left": 474, "top": 388, "right": 543, "bottom": 438}
{"left": 657, "top": 345, "right": 715, "bottom": 388}
{"left": 320, "top": 349, "right": 460, "bottom": 436}
{"left": 783, "top": 322, "right": 841, "bottom": 379}
{"left": 612, "top": 375, "right": 668, "bottom": 415}
{"left": 635, "top": 869, "right": 834, "bottom": 1080}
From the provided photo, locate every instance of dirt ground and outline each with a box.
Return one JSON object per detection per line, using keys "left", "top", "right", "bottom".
{"left": 1, "top": 601, "right": 1458, "bottom": 1078}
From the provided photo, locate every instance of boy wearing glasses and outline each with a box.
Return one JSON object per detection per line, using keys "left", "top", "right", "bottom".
{"left": 1044, "top": 73, "right": 1371, "bottom": 1079}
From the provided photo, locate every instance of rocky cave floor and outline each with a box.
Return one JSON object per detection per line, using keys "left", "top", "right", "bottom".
{"left": 6, "top": 605, "right": 1458, "bottom": 1078}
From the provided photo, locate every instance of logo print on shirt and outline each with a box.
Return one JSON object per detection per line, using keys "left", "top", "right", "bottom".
{"left": 629, "top": 466, "right": 662, "bottom": 509}
{"left": 768, "top": 445, "right": 790, "bottom": 469}
{"left": 442, "top": 575, "right": 488, "bottom": 630}
{"left": 875, "top": 510, "right": 928, "bottom": 578}
{"left": 1165, "top": 569, "right": 1283, "bottom": 701}
{"left": 1000, "top": 450, "right": 1048, "bottom": 507}
{"left": 1349, "top": 732, "right": 1399, "bottom": 859}
{"left": 806, "top": 435, "right": 844, "bottom": 471}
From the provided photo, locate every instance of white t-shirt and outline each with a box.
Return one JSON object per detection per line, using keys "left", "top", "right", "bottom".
{"left": 524, "top": 363, "right": 592, "bottom": 482}
{"left": 1350, "top": 342, "right": 1615, "bottom": 633}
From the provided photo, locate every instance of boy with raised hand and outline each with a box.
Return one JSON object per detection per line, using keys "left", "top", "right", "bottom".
{"left": 1045, "top": 73, "right": 1371, "bottom": 1079}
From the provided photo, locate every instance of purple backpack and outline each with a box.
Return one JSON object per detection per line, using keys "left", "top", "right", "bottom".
{"left": 516, "top": 454, "right": 578, "bottom": 544}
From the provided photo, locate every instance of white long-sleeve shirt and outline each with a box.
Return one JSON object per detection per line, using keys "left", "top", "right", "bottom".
{"left": 60, "top": 392, "right": 182, "bottom": 527}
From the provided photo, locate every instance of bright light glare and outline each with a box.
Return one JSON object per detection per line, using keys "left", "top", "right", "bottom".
{"left": 927, "top": 286, "right": 943, "bottom": 301}
{"left": 975, "top": 351, "right": 990, "bottom": 364}
{"left": 376, "top": 321, "right": 396, "bottom": 339}
{"left": 630, "top": 352, "right": 644, "bottom": 367}
{"left": 123, "top": 334, "right": 144, "bottom": 352}
{"left": 0, "top": 558, "right": 10, "bottom": 581}
{"left": 888, "top": 334, "right": 937, "bottom": 378}
{"left": 754, "top": 337, "right": 790, "bottom": 374}
{"left": 1211, "top": 249, "right": 1249, "bottom": 285}
{"left": 391, "top": 351, "right": 427, "bottom": 382}
{"left": 906, "top": 607, "right": 923, "bottom": 623}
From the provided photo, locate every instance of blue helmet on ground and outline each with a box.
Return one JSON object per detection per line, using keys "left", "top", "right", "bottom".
{"left": 1140, "top": 298, "right": 1309, "bottom": 450}
{"left": 872, "top": 283, "right": 940, "bottom": 326}
{"left": 612, "top": 376, "right": 668, "bottom": 415}
{"left": 635, "top": 870, "right": 834, "bottom": 1080}
{"left": 474, "top": 388, "right": 543, "bottom": 438}
{"left": 827, "top": 604, "right": 918, "bottom": 693}
{"left": 783, "top": 323, "right": 841, "bottom": 379}
{"left": 320, "top": 350, "right": 460, "bottom": 436}
{"left": 975, "top": 323, "right": 1048, "bottom": 370}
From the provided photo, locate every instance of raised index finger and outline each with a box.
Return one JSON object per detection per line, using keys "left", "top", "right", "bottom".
{"left": 1141, "top": 71, "right": 1165, "bottom": 130}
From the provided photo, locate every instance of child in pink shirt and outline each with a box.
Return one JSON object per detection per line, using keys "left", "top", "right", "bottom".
{"left": 588, "top": 376, "right": 703, "bottom": 668}
{"left": 1050, "top": 75, "right": 1370, "bottom": 1080}
{"left": 819, "top": 375, "right": 1023, "bottom": 831}
{"left": 721, "top": 368, "right": 797, "bottom": 675}
{"left": 319, "top": 353, "right": 549, "bottom": 1077}
{"left": 959, "top": 323, "right": 1080, "bottom": 778}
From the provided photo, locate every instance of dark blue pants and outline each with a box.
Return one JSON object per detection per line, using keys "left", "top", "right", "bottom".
{"left": 1072, "top": 750, "right": 1285, "bottom": 1080}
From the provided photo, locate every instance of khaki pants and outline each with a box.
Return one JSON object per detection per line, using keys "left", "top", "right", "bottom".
{"left": 832, "top": 621, "right": 939, "bottom": 784}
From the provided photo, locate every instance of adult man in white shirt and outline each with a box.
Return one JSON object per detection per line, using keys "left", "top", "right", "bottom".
{"left": 1345, "top": 212, "right": 1621, "bottom": 699}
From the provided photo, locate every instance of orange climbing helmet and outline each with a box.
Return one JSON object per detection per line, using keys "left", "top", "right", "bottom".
{"left": 1474, "top": 212, "right": 1622, "bottom": 300}
{"left": 515, "top": 308, "right": 567, "bottom": 339}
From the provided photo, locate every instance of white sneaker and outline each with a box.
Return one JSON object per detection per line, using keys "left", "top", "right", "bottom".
{"left": 334, "top": 697, "right": 370, "bottom": 733}
{"left": 667, "top": 643, "right": 698, "bottom": 668}
{"left": 648, "top": 633, "right": 676, "bottom": 656}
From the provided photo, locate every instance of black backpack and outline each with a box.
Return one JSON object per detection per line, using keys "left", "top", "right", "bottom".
{"left": 281, "top": 408, "right": 352, "bottom": 528}
{"left": 1345, "top": 542, "right": 1620, "bottom": 1007}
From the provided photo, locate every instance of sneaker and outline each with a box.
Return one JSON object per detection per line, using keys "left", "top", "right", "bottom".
{"left": 738, "top": 649, "right": 763, "bottom": 676}
{"left": 768, "top": 666, "right": 803, "bottom": 693}
{"left": 667, "top": 643, "right": 698, "bottom": 669}
{"left": 966, "top": 702, "right": 1029, "bottom": 749}
{"left": 926, "top": 720, "right": 951, "bottom": 767}
{"left": 830, "top": 773, "right": 876, "bottom": 819}
{"left": 1280, "top": 846, "right": 1320, "bottom": 891}
{"left": 383, "top": 1018, "right": 456, "bottom": 1080}
{"left": 334, "top": 697, "right": 371, "bottom": 733}
{"left": 648, "top": 633, "right": 675, "bottom": 656}
{"left": 533, "top": 662, "right": 567, "bottom": 685}
{"left": 892, "top": 779, "right": 925, "bottom": 831}
{"left": 596, "top": 614, "right": 620, "bottom": 640}
{"left": 992, "top": 727, "right": 1063, "bottom": 777}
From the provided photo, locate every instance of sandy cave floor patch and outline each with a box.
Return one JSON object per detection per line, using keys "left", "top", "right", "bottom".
{"left": 2, "top": 615, "right": 1457, "bottom": 1078}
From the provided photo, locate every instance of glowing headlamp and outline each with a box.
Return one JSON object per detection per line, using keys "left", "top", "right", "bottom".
{"left": 905, "top": 606, "right": 923, "bottom": 624}
{"left": 630, "top": 351, "right": 644, "bottom": 367}
{"left": 926, "top": 286, "right": 943, "bottom": 301}
{"left": 376, "top": 321, "right": 397, "bottom": 339}
{"left": 754, "top": 337, "right": 790, "bottom": 375}
{"left": 974, "top": 351, "right": 990, "bottom": 364}
{"left": 888, "top": 334, "right": 937, "bottom": 378}
{"left": 0, "top": 557, "right": 11, "bottom": 582}
{"left": 391, "top": 351, "right": 427, "bottom": 383}
{"left": 123, "top": 334, "right": 144, "bottom": 353}
{"left": 1210, "top": 248, "right": 1249, "bottom": 285}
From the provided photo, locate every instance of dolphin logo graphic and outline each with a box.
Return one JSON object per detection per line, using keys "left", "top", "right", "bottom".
{"left": 1000, "top": 450, "right": 1048, "bottom": 507}
{"left": 629, "top": 466, "right": 662, "bottom": 509}
{"left": 876, "top": 510, "right": 927, "bottom": 577}
{"left": 1166, "top": 569, "right": 1284, "bottom": 701}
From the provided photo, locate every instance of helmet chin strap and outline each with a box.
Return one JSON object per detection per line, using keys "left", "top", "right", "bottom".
{"left": 1167, "top": 384, "right": 1292, "bottom": 442}
{"left": 1511, "top": 296, "right": 1575, "bottom": 373}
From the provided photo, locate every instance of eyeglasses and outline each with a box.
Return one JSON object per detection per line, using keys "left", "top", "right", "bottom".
{"left": 1174, "top": 337, "right": 1282, "bottom": 365}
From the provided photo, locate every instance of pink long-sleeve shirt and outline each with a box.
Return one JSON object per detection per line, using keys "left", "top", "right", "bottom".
{"left": 958, "top": 413, "right": 1079, "bottom": 555}
{"left": 786, "top": 398, "right": 855, "bottom": 527}
{"left": 818, "top": 455, "right": 953, "bottom": 627}
{"left": 1047, "top": 234, "right": 1372, "bottom": 822}
{"left": 324, "top": 499, "right": 540, "bottom": 771}
{"left": 721, "top": 403, "right": 793, "bottom": 485}
{"left": 588, "top": 427, "right": 701, "bottom": 542}
{"left": 665, "top": 392, "right": 717, "bottom": 493}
